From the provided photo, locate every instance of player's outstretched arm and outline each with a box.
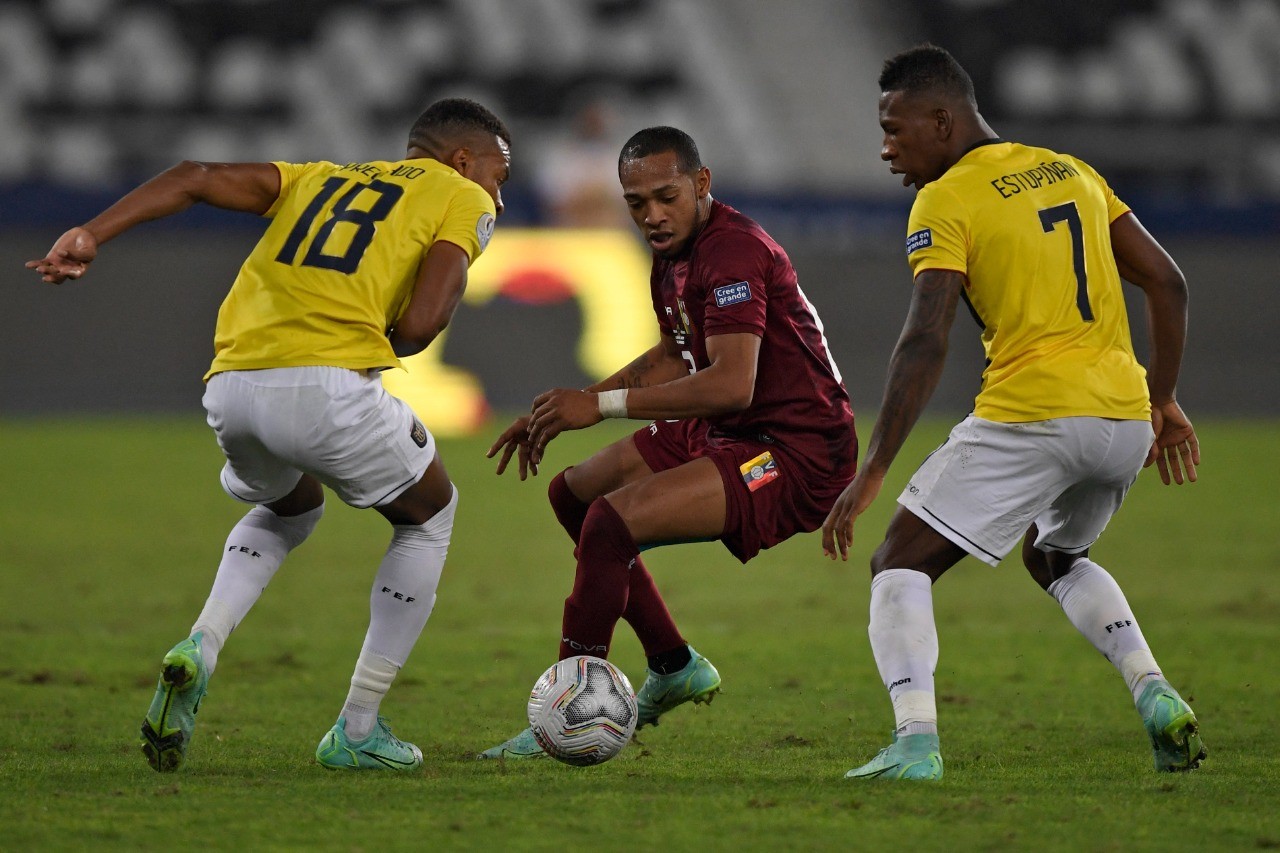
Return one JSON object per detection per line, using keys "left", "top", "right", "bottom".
{"left": 525, "top": 332, "right": 761, "bottom": 464}
{"left": 486, "top": 338, "right": 688, "bottom": 479}
{"left": 1110, "top": 212, "right": 1198, "bottom": 485}
{"left": 821, "top": 268, "right": 962, "bottom": 560}
{"left": 25, "top": 161, "right": 281, "bottom": 284}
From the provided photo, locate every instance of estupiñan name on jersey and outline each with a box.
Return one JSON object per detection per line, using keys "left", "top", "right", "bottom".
{"left": 989, "top": 160, "right": 1082, "bottom": 199}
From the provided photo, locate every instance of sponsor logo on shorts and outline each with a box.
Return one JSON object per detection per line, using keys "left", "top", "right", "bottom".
{"left": 410, "top": 418, "right": 428, "bottom": 448}
{"left": 906, "top": 228, "right": 933, "bottom": 254}
{"left": 713, "top": 281, "right": 752, "bottom": 307}
{"left": 739, "top": 451, "right": 779, "bottom": 492}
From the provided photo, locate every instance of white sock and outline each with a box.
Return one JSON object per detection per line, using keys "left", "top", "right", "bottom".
{"left": 191, "top": 503, "right": 323, "bottom": 675}
{"left": 341, "top": 486, "right": 456, "bottom": 741}
{"left": 342, "top": 652, "right": 400, "bottom": 743}
{"left": 1047, "top": 556, "right": 1163, "bottom": 703}
{"left": 867, "top": 568, "right": 939, "bottom": 736}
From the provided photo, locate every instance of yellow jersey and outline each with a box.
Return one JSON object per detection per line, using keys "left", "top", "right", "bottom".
{"left": 905, "top": 141, "right": 1149, "bottom": 422}
{"left": 205, "top": 158, "right": 496, "bottom": 379}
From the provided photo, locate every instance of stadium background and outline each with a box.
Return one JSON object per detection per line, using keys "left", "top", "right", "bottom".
{"left": 3, "top": 0, "right": 1278, "bottom": 427}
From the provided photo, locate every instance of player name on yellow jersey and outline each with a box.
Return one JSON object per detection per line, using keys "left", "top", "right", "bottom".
{"left": 989, "top": 159, "right": 1081, "bottom": 199}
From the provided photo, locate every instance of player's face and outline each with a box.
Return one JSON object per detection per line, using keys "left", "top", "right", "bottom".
{"left": 458, "top": 135, "right": 511, "bottom": 216}
{"left": 619, "top": 151, "right": 711, "bottom": 259}
{"left": 878, "top": 90, "right": 950, "bottom": 190}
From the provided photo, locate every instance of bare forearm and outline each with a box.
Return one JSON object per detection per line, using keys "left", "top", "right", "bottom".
{"left": 861, "top": 270, "right": 961, "bottom": 477}
{"left": 80, "top": 164, "right": 207, "bottom": 244}
{"left": 82, "top": 161, "right": 279, "bottom": 245}
{"left": 862, "top": 332, "right": 948, "bottom": 476}
{"left": 1109, "top": 213, "right": 1188, "bottom": 404}
{"left": 1143, "top": 279, "right": 1188, "bottom": 403}
{"left": 615, "top": 362, "right": 752, "bottom": 420}
{"left": 585, "top": 342, "right": 688, "bottom": 393}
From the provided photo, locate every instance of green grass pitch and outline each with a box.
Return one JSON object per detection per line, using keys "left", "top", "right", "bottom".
{"left": 1, "top": 415, "right": 1278, "bottom": 850}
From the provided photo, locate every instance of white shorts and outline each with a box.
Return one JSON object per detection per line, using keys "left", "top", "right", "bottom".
{"left": 203, "top": 367, "right": 436, "bottom": 509}
{"left": 898, "top": 415, "right": 1154, "bottom": 566}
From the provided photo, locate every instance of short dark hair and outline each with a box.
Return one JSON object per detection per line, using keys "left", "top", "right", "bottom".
{"left": 410, "top": 98, "right": 511, "bottom": 148}
{"left": 879, "top": 43, "right": 976, "bottom": 104}
{"left": 618, "top": 126, "right": 702, "bottom": 174}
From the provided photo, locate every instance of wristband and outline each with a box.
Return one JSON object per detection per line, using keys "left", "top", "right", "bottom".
{"left": 597, "top": 389, "right": 629, "bottom": 419}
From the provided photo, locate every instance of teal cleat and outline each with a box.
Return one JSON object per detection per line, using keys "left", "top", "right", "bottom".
{"left": 316, "top": 716, "right": 423, "bottom": 771}
{"left": 139, "top": 633, "right": 210, "bottom": 772}
{"left": 1137, "top": 679, "right": 1207, "bottom": 772}
{"left": 476, "top": 726, "right": 547, "bottom": 760}
{"left": 845, "top": 732, "right": 943, "bottom": 781}
{"left": 635, "top": 646, "right": 721, "bottom": 729}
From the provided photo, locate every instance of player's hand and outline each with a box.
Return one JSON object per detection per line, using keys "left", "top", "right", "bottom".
{"left": 1146, "top": 399, "right": 1199, "bottom": 485}
{"left": 486, "top": 416, "right": 538, "bottom": 480}
{"left": 821, "top": 469, "right": 885, "bottom": 561}
{"left": 528, "top": 388, "right": 603, "bottom": 465}
{"left": 25, "top": 227, "right": 99, "bottom": 284}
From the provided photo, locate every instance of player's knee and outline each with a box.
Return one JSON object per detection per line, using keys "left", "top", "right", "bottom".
{"left": 420, "top": 485, "right": 458, "bottom": 542}
{"left": 1025, "top": 541, "right": 1085, "bottom": 591}
{"left": 548, "top": 469, "right": 581, "bottom": 514}
{"left": 579, "top": 496, "right": 632, "bottom": 545}
{"left": 251, "top": 501, "right": 324, "bottom": 550}
{"left": 869, "top": 540, "right": 895, "bottom": 577}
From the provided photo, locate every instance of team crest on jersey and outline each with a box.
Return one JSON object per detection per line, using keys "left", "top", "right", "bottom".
{"left": 410, "top": 418, "right": 428, "bottom": 448}
{"left": 714, "top": 281, "right": 752, "bottom": 307}
{"left": 476, "top": 212, "right": 495, "bottom": 251}
{"left": 739, "top": 451, "right": 779, "bottom": 492}
{"left": 906, "top": 228, "right": 933, "bottom": 254}
{"left": 675, "top": 298, "right": 693, "bottom": 335}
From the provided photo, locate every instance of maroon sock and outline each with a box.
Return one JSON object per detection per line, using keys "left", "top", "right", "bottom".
{"left": 622, "top": 558, "right": 685, "bottom": 657}
{"left": 559, "top": 499, "right": 638, "bottom": 660}
{"left": 548, "top": 469, "right": 590, "bottom": 546}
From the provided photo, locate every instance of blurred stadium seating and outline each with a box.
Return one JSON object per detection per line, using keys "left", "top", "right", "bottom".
{"left": 3, "top": 0, "right": 1277, "bottom": 419}
{"left": 2, "top": 0, "right": 1277, "bottom": 198}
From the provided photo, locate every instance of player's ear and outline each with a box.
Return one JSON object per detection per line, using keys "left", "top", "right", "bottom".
{"left": 448, "top": 147, "right": 471, "bottom": 176}
{"left": 695, "top": 165, "right": 712, "bottom": 198}
{"left": 934, "top": 108, "right": 953, "bottom": 140}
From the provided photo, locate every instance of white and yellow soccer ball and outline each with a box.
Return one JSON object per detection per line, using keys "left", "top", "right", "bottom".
{"left": 527, "top": 655, "right": 637, "bottom": 766}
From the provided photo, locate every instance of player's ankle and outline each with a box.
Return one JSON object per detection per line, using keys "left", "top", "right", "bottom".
{"left": 648, "top": 644, "right": 692, "bottom": 675}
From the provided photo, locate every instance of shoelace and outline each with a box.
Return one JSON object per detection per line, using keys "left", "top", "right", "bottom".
{"left": 375, "top": 717, "right": 407, "bottom": 748}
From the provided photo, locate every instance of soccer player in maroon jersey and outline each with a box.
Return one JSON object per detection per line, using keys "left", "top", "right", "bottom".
{"left": 479, "top": 126, "right": 857, "bottom": 759}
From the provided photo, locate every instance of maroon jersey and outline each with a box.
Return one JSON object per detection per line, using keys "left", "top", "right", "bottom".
{"left": 649, "top": 200, "right": 856, "bottom": 475}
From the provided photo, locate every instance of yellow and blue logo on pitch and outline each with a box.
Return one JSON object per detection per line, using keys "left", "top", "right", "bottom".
{"left": 739, "top": 451, "right": 779, "bottom": 492}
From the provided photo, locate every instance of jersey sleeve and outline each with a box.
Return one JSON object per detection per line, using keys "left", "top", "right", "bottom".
{"left": 435, "top": 179, "right": 499, "bottom": 265}
{"left": 264, "top": 162, "right": 326, "bottom": 219}
{"left": 905, "top": 183, "right": 970, "bottom": 278}
{"left": 1073, "top": 157, "right": 1132, "bottom": 223}
{"left": 696, "top": 230, "right": 771, "bottom": 338}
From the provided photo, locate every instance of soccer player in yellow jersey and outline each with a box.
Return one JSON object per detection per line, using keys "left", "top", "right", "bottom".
{"left": 820, "top": 45, "right": 1206, "bottom": 780}
{"left": 26, "top": 98, "right": 511, "bottom": 773}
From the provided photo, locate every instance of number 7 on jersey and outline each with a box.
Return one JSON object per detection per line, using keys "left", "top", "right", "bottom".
{"left": 1038, "top": 201, "right": 1094, "bottom": 323}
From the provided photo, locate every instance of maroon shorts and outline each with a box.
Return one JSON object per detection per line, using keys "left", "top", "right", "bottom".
{"left": 632, "top": 418, "right": 856, "bottom": 563}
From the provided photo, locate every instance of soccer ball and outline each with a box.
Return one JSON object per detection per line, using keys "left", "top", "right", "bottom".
{"left": 527, "top": 656, "right": 638, "bottom": 766}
